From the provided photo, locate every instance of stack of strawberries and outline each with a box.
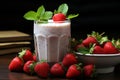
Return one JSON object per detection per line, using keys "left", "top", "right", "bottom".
{"left": 72, "top": 31, "right": 120, "bottom": 54}
{"left": 8, "top": 49, "right": 96, "bottom": 79}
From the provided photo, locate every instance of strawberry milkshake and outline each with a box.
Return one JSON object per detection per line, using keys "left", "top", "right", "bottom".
{"left": 23, "top": 3, "right": 79, "bottom": 63}
{"left": 34, "top": 20, "right": 71, "bottom": 62}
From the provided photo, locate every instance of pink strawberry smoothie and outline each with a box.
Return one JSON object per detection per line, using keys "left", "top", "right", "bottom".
{"left": 34, "top": 20, "right": 71, "bottom": 62}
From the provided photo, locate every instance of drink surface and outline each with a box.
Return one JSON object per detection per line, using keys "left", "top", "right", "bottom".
{"left": 34, "top": 20, "right": 71, "bottom": 62}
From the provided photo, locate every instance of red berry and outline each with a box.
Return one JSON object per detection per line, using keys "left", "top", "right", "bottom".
{"left": 62, "top": 53, "right": 78, "bottom": 67}
{"left": 93, "top": 45, "right": 105, "bottom": 54}
{"left": 34, "top": 61, "right": 50, "bottom": 78}
{"left": 82, "top": 36, "right": 97, "bottom": 47}
{"left": 103, "top": 41, "right": 118, "bottom": 54}
{"left": 23, "top": 60, "right": 35, "bottom": 75}
{"left": 66, "top": 64, "right": 82, "bottom": 78}
{"left": 83, "top": 64, "right": 96, "bottom": 77}
{"left": 52, "top": 13, "right": 66, "bottom": 21}
{"left": 50, "top": 63, "right": 65, "bottom": 77}
{"left": 18, "top": 49, "right": 33, "bottom": 62}
{"left": 8, "top": 56, "right": 24, "bottom": 72}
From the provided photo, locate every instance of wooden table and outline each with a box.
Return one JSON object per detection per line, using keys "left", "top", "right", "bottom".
{"left": 1, "top": 53, "right": 120, "bottom": 80}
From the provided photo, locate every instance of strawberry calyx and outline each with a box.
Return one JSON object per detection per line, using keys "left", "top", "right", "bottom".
{"left": 18, "top": 49, "right": 26, "bottom": 58}
{"left": 29, "top": 61, "right": 36, "bottom": 74}
{"left": 112, "top": 38, "right": 120, "bottom": 50}
{"left": 75, "top": 63, "right": 83, "bottom": 70}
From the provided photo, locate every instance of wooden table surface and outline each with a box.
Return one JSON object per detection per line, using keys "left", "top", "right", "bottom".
{"left": 1, "top": 53, "right": 120, "bottom": 80}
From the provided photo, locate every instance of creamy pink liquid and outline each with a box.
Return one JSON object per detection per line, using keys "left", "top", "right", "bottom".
{"left": 34, "top": 20, "right": 71, "bottom": 62}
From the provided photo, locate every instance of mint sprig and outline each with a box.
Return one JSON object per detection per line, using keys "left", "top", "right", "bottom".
{"left": 54, "top": 3, "right": 79, "bottom": 19}
{"left": 23, "top": 3, "right": 79, "bottom": 21}
{"left": 23, "top": 6, "right": 53, "bottom": 21}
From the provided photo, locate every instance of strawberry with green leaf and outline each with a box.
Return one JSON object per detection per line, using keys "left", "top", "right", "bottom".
{"left": 103, "top": 41, "right": 119, "bottom": 54}
{"left": 82, "top": 31, "right": 109, "bottom": 48}
{"left": 23, "top": 60, "right": 36, "bottom": 75}
{"left": 66, "top": 63, "right": 82, "bottom": 78}
{"left": 82, "top": 36, "right": 97, "bottom": 47}
{"left": 53, "top": 3, "right": 79, "bottom": 21}
{"left": 18, "top": 49, "right": 33, "bottom": 62}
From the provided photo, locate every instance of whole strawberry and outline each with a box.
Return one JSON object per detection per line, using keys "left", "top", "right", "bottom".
{"left": 83, "top": 64, "right": 96, "bottom": 77}
{"left": 8, "top": 56, "right": 24, "bottom": 72}
{"left": 52, "top": 13, "right": 66, "bottom": 21}
{"left": 103, "top": 41, "right": 119, "bottom": 54}
{"left": 62, "top": 53, "right": 78, "bottom": 67}
{"left": 18, "top": 49, "right": 33, "bottom": 62}
{"left": 34, "top": 61, "right": 50, "bottom": 78}
{"left": 93, "top": 45, "right": 105, "bottom": 54}
{"left": 50, "top": 63, "right": 65, "bottom": 77}
{"left": 82, "top": 36, "right": 98, "bottom": 47}
{"left": 66, "top": 63, "right": 82, "bottom": 78}
{"left": 23, "top": 60, "right": 36, "bottom": 75}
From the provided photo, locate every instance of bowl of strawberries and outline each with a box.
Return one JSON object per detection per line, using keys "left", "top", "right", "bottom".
{"left": 72, "top": 31, "right": 120, "bottom": 74}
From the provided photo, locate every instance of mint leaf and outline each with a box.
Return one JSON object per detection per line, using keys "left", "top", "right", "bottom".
{"left": 57, "top": 3, "right": 68, "bottom": 15}
{"left": 41, "top": 11, "right": 53, "bottom": 20}
{"left": 77, "top": 47, "right": 90, "bottom": 54}
{"left": 37, "top": 5, "right": 45, "bottom": 20}
{"left": 23, "top": 5, "right": 53, "bottom": 21}
{"left": 23, "top": 11, "right": 38, "bottom": 20}
{"left": 67, "top": 14, "right": 79, "bottom": 19}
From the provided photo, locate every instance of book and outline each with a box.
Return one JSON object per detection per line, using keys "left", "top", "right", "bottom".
{"left": 0, "top": 41, "right": 31, "bottom": 49}
{"left": 0, "top": 30, "right": 32, "bottom": 42}
{"left": 0, "top": 47, "right": 31, "bottom": 55}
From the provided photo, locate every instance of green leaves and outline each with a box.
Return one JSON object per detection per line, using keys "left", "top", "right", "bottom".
{"left": 54, "top": 3, "right": 68, "bottom": 15}
{"left": 23, "top": 11, "right": 38, "bottom": 20}
{"left": 67, "top": 14, "right": 79, "bottom": 19}
{"left": 23, "top": 6, "right": 53, "bottom": 21}
{"left": 23, "top": 3, "right": 79, "bottom": 21}
{"left": 54, "top": 3, "right": 79, "bottom": 19}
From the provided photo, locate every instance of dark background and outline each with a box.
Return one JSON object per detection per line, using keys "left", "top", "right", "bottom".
{"left": 0, "top": 0, "right": 120, "bottom": 39}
